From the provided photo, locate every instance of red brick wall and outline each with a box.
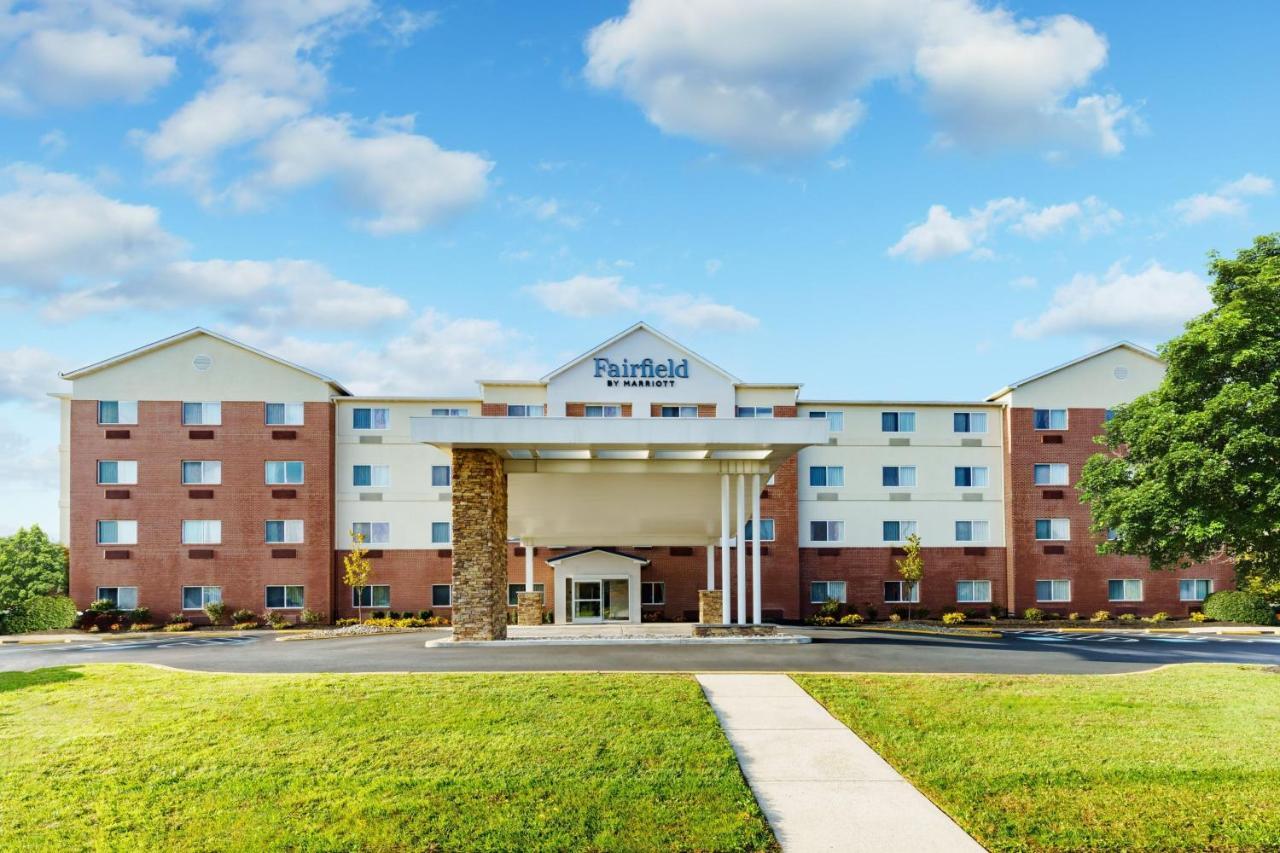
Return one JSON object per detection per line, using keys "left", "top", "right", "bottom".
{"left": 800, "top": 547, "right": 1008, "bottom": 617}
{"left": 69, "top": 400, "right": 334, "bottom": 621}
{"left": 480, "top": 403, "right": 506, "bottom": 417}
{"left": 332, "top": 548, "right": 456, "bottom": 618}
{"left": 1005, "top": 406, "right": 1234, "bottom": 615}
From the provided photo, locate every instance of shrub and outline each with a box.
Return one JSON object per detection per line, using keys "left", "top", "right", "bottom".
{"left": 0, "top": 595, "right": 77, "bottom": 634}
{"left": 202, "top": 601, "right": 227, "bottom": 625}
{"left": 1067, "top": 612, "right": 1081, "bottom": 621}
{"left": 94, "top": 613, "right": 117, "bottom": 631}
{"left": 371, "top": 610, "right": 387, "bottom": 619}
{"left": 262, "top": 610, "right": 290, "bottom": 629}
{"left": 817, "top": 598, "right": 842, "bottom": 618}
{"left": 130, "top": 606, "right": 151, "bottom": 623}
{"left": 1118, "top": 613, "right": 1137, "bottom": 622}
{"left": 298, "top": 608, "right": 325, "bottom": 626}
{"left": 1203, "top": 590, "right": 1274, "bottom": 625}
{"left": 1144, "top": 611, "right": 1170, "bottom": 624}
{"left": 891, "top": 607, "right": 909, "bottom": 619}
{"left": 418, "top": 610, "right": 433, "bottom": 620}
{"left": 1091, "top": 610, "right": 1111, "bottom": 622}
{"left": 86, "top": 598, "right": 116, "bottom": 613}
{"left": 838, "top": 613, "right": 864, "bottom": 625}
{"left": 941, "top": 611, "right": 966, "bottom": 626}
{"left": 335, "top": 618, "right": 360, "bottom": 627}
{"left": 163, "top": 620, "right": 194, "bottom": 632}
{"left": 232, "top": 621, "right": 258, "bottom": 630}
{"left": 1044, "top": 612, "right": 1062, "bottom": 621}
{"left": 1190, "top": 611, "right": 1208, "bottom": 622}
{"left": 865, "top": 606, "right": 878, "bottom": 622}
{"left": 427, "top": 615, "right": 451, "bottom": 627}
{"left": 889, "top": 613, "right": 902, "bottom": 623}
{"left": 129, "top": 623, "right": 157, "bottom": 632}
{"left": 1022, "top": 608, "right": 1045, "bottom": 622}
{"left": 989, "top": 604, "right": 1007, "bottom": 619}
{"left": 230, "top": 608, "right": 257, "bottom": 625}
{"left": 915, "top": 609, "right": 931, "bottom": 621}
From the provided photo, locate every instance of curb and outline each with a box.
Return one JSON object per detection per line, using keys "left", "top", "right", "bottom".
{"left": 840, "top": 626, "right": 1003, "bottom": 640}
{"left": 427, "top": 635, "right": 812, "bottom": 648}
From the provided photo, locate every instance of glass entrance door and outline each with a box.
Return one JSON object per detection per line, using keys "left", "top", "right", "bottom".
{"left": 602, "top": 579, "right": 629, "bottom": 621}
{"left": 573, "top": 581, "right": 601, "bottom": 622}
{"left": 568, "top": 578, "right": 630, "bottom": 623}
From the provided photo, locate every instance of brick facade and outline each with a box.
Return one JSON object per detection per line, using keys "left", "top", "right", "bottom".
{"left": 800, "top": 547, "right": 1008, "bottom": 618}
{"left": 69, "top": 400, "right": 334, "bottom": 622}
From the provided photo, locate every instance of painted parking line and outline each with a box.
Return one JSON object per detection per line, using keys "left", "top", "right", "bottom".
{"left": 41, "top": 636, "right": 259, "bottom": 653}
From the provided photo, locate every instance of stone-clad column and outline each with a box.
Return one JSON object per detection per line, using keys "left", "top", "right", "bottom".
{"left": 451, "top": 449, "right": 508, "bottom": 641}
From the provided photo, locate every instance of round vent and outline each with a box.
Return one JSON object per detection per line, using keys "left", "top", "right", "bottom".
{"left": 193, "top": 354, "right": 213, "bottom": 372}
{"left": 1113, "top": 365, "right": 1129, "bottom": 380}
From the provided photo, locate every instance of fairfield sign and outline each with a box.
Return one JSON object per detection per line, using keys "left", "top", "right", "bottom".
{"left": 593, "top": 356, "right": 690, "bottom": 387}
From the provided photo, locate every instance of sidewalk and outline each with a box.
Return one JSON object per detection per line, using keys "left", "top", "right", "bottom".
{"left": 697, "top": 674, "right": 984, "bottom": 852}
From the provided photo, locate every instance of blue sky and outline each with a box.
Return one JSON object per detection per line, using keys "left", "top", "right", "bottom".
{"left": 1, "top": 0, "right": 1277, "bottom": 534}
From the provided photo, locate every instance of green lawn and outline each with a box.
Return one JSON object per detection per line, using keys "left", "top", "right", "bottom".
{"left": 795, "top": 664, "right": 1280, "bottom": 852}
{"left": 0, "top": 665, "right": 773, "bottom": 851}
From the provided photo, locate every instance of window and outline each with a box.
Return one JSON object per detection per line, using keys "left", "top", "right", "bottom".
{"left": 97, "top": 400, "right": 137, "bottom": 425}
{"left": 640, "top": 582, "right": 665, "bottom": 605}
{"left": 1033, "top": 463, "right": 1069, "bottom": 486}
{"left": 352, "top": 407, "right": 390, "bottom": 430}
{"left": 954, "top": 520, "right": 990, "bottom": 542}
{"left": 809, "top": 465, "right": 845, "bottom": 487}
{"left": 810, "top": 581, "right": 847, "bottom": 603}
{"left": 265, "top": 585, "right": 304, "bottom": 608}
{"left": 507, "top": 583, "right": 547, "bottom": 606}
{"left": 1179, "top": 579, "right": 1213, "bottom": 601}
{"left": 182, "top": 586, "right": 222, "bottom": 610}
{"left": 1033, "top": 409, "right": 1067, "bottom": 430}
{"left": 265, "top": 403, "right": 304, "bottom": 425}
{"left": 1035, "top": 579, "right": 1072, "bottom": 602}
{"left": 1035, "top": 518, "right": 1071, "bottom": 540}
{"left": 1107, "top": 527, "right": 1121, "bottom": 541}
{"left": 660, "top": 405, "right": 698, "bottom": 418}
{"left": 953, "top": 412, "right": 988, "bottom": 433}
{"left": 432, "top": 584, "right": 452, "bottom": 606}
{"left": 350, "top": 522, "right": 390, "bottom": 545}
{"left": 585, "top": 404, "right": 621, "bottom": 417}
{"left": 882, "top": 520, "right": 917, "bottom": 542}
{"left": 883, "top": 581, "right": 920, "bottom": 603}
{"left": 182, "top": 402, "right": 221, "bottom": 425}
{"left": 431, "top": 522, "right": 451, "bottom": 544}
{"left": 353, "top": 585, "right": 391, "bottom": 608}
{"left": 96, "top": 586, "right": 138, "bottom": 609}
{"left": 431, "top": 465, "right": 451, "bottom": 487}
{"left": 881, "top": 411, "right": 916, "bottom": 432}
{"left": 956, "top": 580, "right": 992, "bottom": 603}
{"left": 181, "top": 520, "right": 221, "bottom": 544}
{"left": 954, "top": 466, "right": 989, "bottom": 488}
{"left": 810, "top": 520, "right": 844, "bottom": 542}
{"left": 882, "top": 466, "right": 917, "bottom": 487}
{"left": 182, "top": 460, "right": 222, "bottom": 485}
{"left": 736, "top": 406, "right": 773, "bottom": 418}
{"left": 352, "top": 465, "right": 390, "bottom": 487}
{"left": 1108, "top": 579, "right": 1144, "bottom": 602}
{"left": 809, "top": 410, "right": 844, "bottom": 432}
{"left": 506, "top": 405, "right": 543, "bottom": 417}
{"left": 96, "top": 460, "right": 137, "bottom": 485}
{"left": 431, "top": 408, "right": 468, "bottom": 417}
{"left": 265, "top": 520, "right": 304, "bottom": 544}
{"left": 96, "top": 520, "right": 137, "bottom": 545}
{"left": 744, "top": 518, "right": 776, "bottom": 541}
{"left": 265, "top": 461, "right": 304, "bottom": 484}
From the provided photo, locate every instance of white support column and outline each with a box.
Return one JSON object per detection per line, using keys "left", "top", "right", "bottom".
{"left": 751, "top": 473, "right": 762, "bottom": 624}
{"left": 735, "top": 473, "right": 746, "bottom": 625}
{"left": 706, "top": 543, "right": 715, "bottom": 590}
{"left": 523, "top": 541, "right": 534, "bottom": 590}
{"left": 720, "top": 474, "right": 731, "bottom": 622}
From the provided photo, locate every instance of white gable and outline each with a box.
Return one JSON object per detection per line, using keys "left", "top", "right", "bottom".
{"left": 989, "top": 343, "right": 1165, "bottom": 409}
{"left": 544, "top": 324, "right": 738, "bottom": 416}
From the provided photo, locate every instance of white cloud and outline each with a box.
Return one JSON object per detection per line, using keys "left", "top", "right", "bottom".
{"left": 1012, "top": 202, "right": 1081, "bottom": 239}
{"left": 0, "top": 347, "right": 67, "bottom": 404}
{"left": 0, "top": 419, "right": 60, "bottom": 535}
{"left": 888, "top": 197, "right": 1023, "bottom": 261}
{"left": 584, "top": 0, "right": 1130, "bottom": 157}
{"left": 525, "top": 273, "right": 758, "bottom": 332}
{"left": 1174, "top": 173, "right": 1274, "bottom": 224}
{"left": 1010, "top": 275, "right": 1038, "bottom": 290}
{"left": 1013, "top": 262, "right": 1211, "bottom": 339}
{"left": 38, "top": 129, "right": 67, "bottom": 156}
{"left": 0, "top": 164, "right": 181, "bottom": 289}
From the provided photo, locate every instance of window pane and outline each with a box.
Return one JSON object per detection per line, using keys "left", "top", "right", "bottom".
{"left": 956, "top": 521, "right": 971, "bottom": 541}
{"left": 900, "top": 467, "right": 916, "bottom": 487}
{"left": 372, "top": 523, "right": 390, "bottom": 544}
{"left": 881, "top": 412, "right": 896, "bottom": 431}
{"left": 899, "top": 412, "right": 915, "bottom": 432}
{"left": 810, "top": 521, "right": 827, "bottom": 541}
{"left": 431, "top": 522, "right": 450, "bottom": 543}
{"left": 827, "top": 467, "right": 844, "bottom": 487}
{"left": 266, "top": 587, "right": 284, "bottom": 608}
{"left": 955, "top": 467, "right": 971, "bottom": 487}
{"left": 266, "top": 403, "right": 284, "bottom": 424}
{"left": 809, "top": 467, "right": 826, "bottom": 486}
{"left": 98, "top": 461, "right": 118, "bottom": 483}
{"left": 973, "top": 467, "right": 989, "bottom": 487}
{"left": 353, "top": 466, "right": 371, "bottom": 486}
{"left": 266, "top": 521, "right": 283, "bottom": 543}
{"left": 883, "top": 521, "right": 899, "bottom": 541}
{"left": 286, "top": 586, "right": 304, "bottom": 608}
{"left": 431, "top": 465, "right": 451, "bottom": 487}
{"left": 432, "top": 585, "right": 452, "bottom": 606}
{"left": 183, "top": 587, "right": 203, "bottom": 609}
{"left": 98, "top": 401, "right": 119, "bottom": 423}
{"left": 373, "top": 586, "right": 390, "bottom": 607}
{"left": 884, "top": 582, "right": 901, "bottom": 602}
{"left": 183, "top": 402, "right": 203, "bottom": 425}
{"left": 353, "top": 409, "right": 371, "bottom": 429}
{"left": 372, "top": 409, "right": 389, "bottom": 429}
{"left": 882, "top": 467, "right": 899, "bottom": 487}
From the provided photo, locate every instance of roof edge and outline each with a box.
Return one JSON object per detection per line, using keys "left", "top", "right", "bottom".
{"left": 984, "top": 341, "right": 1162, "bottom": 402}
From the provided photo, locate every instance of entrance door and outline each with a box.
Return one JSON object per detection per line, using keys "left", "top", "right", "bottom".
{"left": 568, "top": 578, "right": 631, "bottom": 623}
{"left": 572, "top": 581, "right": 602, "bottom": 622}
{"left": 602, "top": 579, "right": 629, "bottom": 621}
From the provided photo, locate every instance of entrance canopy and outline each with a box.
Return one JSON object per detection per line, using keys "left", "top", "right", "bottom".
{"left": 410, "top": 416, "right": 826, "bottom": 546}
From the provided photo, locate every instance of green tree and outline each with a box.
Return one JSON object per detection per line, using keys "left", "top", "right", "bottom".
{"left": 895, "top": 532, "right": 924, "bottom": 621}
{"left": 1079, "top": 234, "right": 1280, "bottom": 595}
{"left": 343, "top": 532, "right": 373, "bottom": 622}
{"left": 0, "top": 525, "right": 68, "bottom": 609}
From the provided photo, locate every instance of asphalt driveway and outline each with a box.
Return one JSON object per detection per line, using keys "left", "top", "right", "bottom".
{"left": 2, "top": 628, "right": 1278, "bottom": 674}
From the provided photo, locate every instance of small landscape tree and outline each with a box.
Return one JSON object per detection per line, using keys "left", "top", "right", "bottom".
{"left": 895, "top": 532, "right": 924, "bottom": 621}
{"left": 343, "top": 532, "right": 373, "bottom": 622}
{"left": 0, "top": 525, "right": 69, "bottom": 610}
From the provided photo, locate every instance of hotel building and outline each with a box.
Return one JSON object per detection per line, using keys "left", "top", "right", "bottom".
{"left": 56, "top": 322, "right": 1232, "bottom": 637}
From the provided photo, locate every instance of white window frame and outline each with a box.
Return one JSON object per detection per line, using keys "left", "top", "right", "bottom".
{"left": 265, "top": 402, "right": 304, "bottom": 425}
{"left": 809, "top": 465, "right": 845, "bottom": 487}
{"left": 265, "top": 461, "right": 305, "bottom": 485}
{"left": 352, "top": 407, "right": 390, "bottom": 430}
{"left": 1108, "top": 579, "right": 1144, "bottom": 602}
{"left": 181, "top": 519, "right": 222, "bottom": 545}
{"left": 96, "top": 586, "right": 138, "bottom": 609}
{"left": 810, "top": 581, "right": 847, "bottom": 604}
{"left": 431, "top": 408, "right": 468, "bottom": 417}
{"left": 1033, "top": 463, "right": 1069, "bottom": 486}
{"left": 953, "top": 411, "right": 988, "bottom": 433}
{"left": 744, "top": 518, "right": 775, "bottom": 542}
{"left": 1035, "top": 518, "right": 1071, "bottom": 541}
{"left": 809, "top": 520, "right": 844, "bottom": 543}
{"left": 954, "top": 520, "right": 990, "bottom": 543}
{"left": 1035, "top": 579, "right": 1072, "bottom": 602}
{"left": 584, "top": 404, "right": 622, "bottom": 418}
{"left": 353, "top": 585, "right": 392, "bottom": 608}
{"left": 808, "top": 410, "right": 844, "bottom": 432}
{"left": 881, "top": 411, "right": 916, "bottom": 433}
{"left": 182, "top": 401, "right": 222, "bottom": 426}
{"left": 182, "top": 586, "right": 222, "bottom": 610}
{"left": 96, "top": 519, "right": 137, "bottom": 545}
{"left": 182, "top": 460, "right": 222, "bottom": 485}
{"left": 1179, "top": 578, "right": 1213, "bottom": 602}
{"left": 956, "top": 580, "right": 992, "bottom": 603}
{"left": 882, "top": 520, "right": 918, "bottom": 542}
{"left": 640, "top": 581, "right": 665, "bottom": 606}
{"left": 431, "top": 521, "right": 451, "bottom": 544}
{"left": 431, "top": 465, "right": 451, "bottom": 487}
{"left": 265, "top": 519, "right": 304, "bottom": 544}
{"left": 97, "top": 400, "right": 138, "bottom": 425}
{"left": 265, "top": 585, "right": 305, "bottom": 609}
{"left": 96, "top": 460, "right": 138, "bottom": 485}
{"left": 735, "top": 406, "right": 773, "bottom": 418}
{"left": 882, "top": 465, "right": 917, "bottom": 488}
{"left": 352, "top": 464, "right": 390, "bottom": 488}
{"left": 1033, "top": 408, "right": 1068, "bottom": 430}
{"left": 431, "top": 584, "right": 453, "bottom": 606}
{"left": 659, "top": 404, "right": 699, "bottom": 418}
{"left": 954, "top": 466, "right": 989, "bottom": 488}
{"left": 506, "top": 405, "right": 543, "bottom": 417}
{"left": 883, "top": 580, "right": 920, "bottom": 603}
{"left": 350, "top": 522, "right": 390, "bottom": 545}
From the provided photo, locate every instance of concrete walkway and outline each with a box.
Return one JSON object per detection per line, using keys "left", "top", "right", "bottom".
{"left": 697, "top": 674, "right": 985, "bottom": 852}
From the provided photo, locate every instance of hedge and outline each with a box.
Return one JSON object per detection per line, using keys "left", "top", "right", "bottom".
{"left": 1202, "top": 590, "right": 1275, "bottom": 625}
{"left": 0, "top": 595, "right": 77, "bottom": 634}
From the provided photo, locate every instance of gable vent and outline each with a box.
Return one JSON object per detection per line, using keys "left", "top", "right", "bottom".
{"left": 193, "top": 354, "right": 213, "bottom": 371}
